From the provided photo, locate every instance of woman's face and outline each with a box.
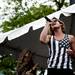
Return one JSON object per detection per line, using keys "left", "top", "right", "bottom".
{"left": 50, "top": 19, "right": 61, "bottom": 30}
{"left": 23, "top": 52, "right": 32, "bottom": 62}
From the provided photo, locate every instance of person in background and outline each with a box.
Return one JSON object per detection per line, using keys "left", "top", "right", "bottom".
{"left": 40, "top": 17, "right": 75, "bottom": 75}
{"left": 16, "top": 49, "right": 38, "bottom": 75}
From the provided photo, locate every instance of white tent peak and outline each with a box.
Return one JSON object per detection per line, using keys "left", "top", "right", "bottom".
{"left": 61, "top": 4, "right": 75, "bottom": 13}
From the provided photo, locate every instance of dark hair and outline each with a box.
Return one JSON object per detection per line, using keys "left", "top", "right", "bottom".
{"left": 16, "top": 49, "right": 35, "bottom": 75}
{"left": 17, "top": 49, "right": 32, "bottom": 64}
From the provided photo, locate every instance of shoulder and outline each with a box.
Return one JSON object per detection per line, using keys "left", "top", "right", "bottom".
{"left": 68, "top": 34, "right": 75, "bottom": 43}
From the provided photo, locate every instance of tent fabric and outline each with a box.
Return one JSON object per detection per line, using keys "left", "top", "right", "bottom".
{"left": 0, "top": 10, "right": 62, "bottom": 42}
{"left": 61, "top": 4, "right": 75, "bottom": 13}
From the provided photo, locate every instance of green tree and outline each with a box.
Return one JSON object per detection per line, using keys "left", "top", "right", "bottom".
{"left": 1, "top": 4, "right": 55, "bottom": 32}
{"left": 0, "top": 54, "right": 17, "bottom": 75}
{"left": 51, "top": 0, "right": 69, "bottom": 10}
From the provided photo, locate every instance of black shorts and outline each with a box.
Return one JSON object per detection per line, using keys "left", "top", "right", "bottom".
{"left": 47, "top": 68, "right": 74, "bottom": 75}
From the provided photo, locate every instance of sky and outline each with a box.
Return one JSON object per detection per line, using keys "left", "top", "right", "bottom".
{"left": 0, "top": 0, "right": 16, "bottom": 24}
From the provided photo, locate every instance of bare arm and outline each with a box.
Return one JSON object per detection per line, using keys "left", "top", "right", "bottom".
{"left": 40, "top": 22, "right": 51, "bottom": 44}
{"left": 70, "top": 35, "right": 75, "bottom": 56}
{"left": 67, "top": 35, "right": 75, "bottom": 57}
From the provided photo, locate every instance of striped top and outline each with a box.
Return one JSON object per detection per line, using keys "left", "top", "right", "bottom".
{"left": 47, "top": 34, "right": 72, "bottom": 69}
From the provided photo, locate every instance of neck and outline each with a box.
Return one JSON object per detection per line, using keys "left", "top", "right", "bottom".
{"left": 54, "top": 28, "right": 64, "bottom": 37}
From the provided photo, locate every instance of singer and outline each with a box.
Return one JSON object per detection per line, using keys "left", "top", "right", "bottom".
{"left": 40, "top": 17, "right": 75, "bottom": 75}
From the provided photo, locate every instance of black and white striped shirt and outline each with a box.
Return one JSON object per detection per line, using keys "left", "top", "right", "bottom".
{"left": 48, "top": 34, "right": 72, "bottom": 69}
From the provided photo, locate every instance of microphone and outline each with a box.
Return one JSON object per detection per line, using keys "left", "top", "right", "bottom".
{"left": 44, "top": 16, "right": 51, "bottom": 22}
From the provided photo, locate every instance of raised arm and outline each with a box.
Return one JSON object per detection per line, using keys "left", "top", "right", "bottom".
{"left": 40, "top": 21, "right": 51, "bottom": 44}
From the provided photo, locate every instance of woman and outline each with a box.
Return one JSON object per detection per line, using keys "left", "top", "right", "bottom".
{"left": 40, "top": 17, "right": 75, "bottom": 75}
{"left": 16, "top": 49, "right": 38, "bottom": 75}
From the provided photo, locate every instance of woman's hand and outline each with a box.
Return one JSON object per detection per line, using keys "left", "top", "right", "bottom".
{"left": 66, "top": 48, "right": 73, "bottom": 55}
{"left": 66, "top": 48, "right": 75, "bottom": 58}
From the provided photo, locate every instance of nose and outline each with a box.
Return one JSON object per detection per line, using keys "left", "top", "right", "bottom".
{"left": 51, "top": 22, "right": 56, "bottom": 26}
